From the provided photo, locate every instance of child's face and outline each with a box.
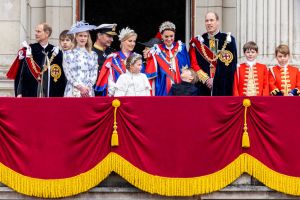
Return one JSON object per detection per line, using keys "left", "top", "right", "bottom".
{"left": 244, "top": 49, "right": 258, "bottom": 62}
{"left": 60, "top": 37, "right": 73, "bottom": 51}
{"left": 130, "top": 59, "right": 142, "bottom": 74}
{"left": 276, "top": 52, "right": 290, "bottom": 66}
{"left": 180, "top": 69, "right": 193, "bottom": 83}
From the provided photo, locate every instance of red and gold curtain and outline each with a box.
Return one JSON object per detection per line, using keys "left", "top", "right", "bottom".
{"left": 0, "top": 97, "right": 300, "bottom": 198}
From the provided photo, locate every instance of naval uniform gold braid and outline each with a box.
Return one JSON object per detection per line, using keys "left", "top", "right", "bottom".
{"left": 200, "top": 39, "right": 228, "bottom": 63}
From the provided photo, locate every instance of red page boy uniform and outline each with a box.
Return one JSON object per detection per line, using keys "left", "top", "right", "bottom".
{"left": 269, "top": 65, "right": 300, "bottom": 96}
{"left": 233, "top": 62, "right": 269, "bottom": 96}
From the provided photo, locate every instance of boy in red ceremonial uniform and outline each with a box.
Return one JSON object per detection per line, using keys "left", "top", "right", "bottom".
{"left": 233, "top": 41, "right": 269, "bottom": 96}
{"left": 269, "top": 44, "right": 300, "bottom": 96}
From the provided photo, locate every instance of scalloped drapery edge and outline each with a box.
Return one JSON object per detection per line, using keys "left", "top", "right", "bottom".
{"left": 1, "top": 153, "right": 300, "bottom": 198}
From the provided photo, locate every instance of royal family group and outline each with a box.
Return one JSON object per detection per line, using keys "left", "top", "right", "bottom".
{"left": 7, "top": 12, "right": 300, "bottom": 98}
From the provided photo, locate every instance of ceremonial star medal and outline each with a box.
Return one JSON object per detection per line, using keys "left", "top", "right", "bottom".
{"left": 50, "top": 64, "right": 62, "bottom": 82}
{"left": 219, "top": 50, "right": 233, "bottom": 66}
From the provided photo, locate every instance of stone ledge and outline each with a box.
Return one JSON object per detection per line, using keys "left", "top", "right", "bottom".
{"left": 0, "top": 186, "right": 299, "bottom": 200}
{"left": 1, "top": 174, "right": 300, "bottom": 199}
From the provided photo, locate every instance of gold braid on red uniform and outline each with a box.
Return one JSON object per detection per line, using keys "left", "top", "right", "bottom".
{"left": 270, "top": 88, "right": 281, "bottom": 96}
{"left": 197, "top": 69, "right": 209, "bottom": 84}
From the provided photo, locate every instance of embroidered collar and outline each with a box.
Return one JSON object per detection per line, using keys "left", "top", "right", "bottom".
{"left": 93, "top": 44, "right": 104, "bottom": 51}
{"left": 208, "top": 31, "right": 220, "bottom": 39}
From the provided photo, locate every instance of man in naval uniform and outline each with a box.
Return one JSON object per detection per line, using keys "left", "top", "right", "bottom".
{"left": 92, "top": 23, "right": 117, "bottom": 96}
{"left": 189, "top": 12, "right": 237, "bottom": 96}
{"left": 7, "top": 23, "right": 66, "bottom": 97}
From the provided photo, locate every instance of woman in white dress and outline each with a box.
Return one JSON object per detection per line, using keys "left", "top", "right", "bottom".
{"left": 63, "top": 22, "right": 98, "bottom": 97}
{"left": 114, "top": 53, "right": 151, "bottom": 96}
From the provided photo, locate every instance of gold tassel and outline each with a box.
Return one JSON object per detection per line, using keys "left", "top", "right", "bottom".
{"left": 111, "top": 130, "right": 119, "bottom": 147}
{"left": 242, "top": 129, "right": 250, "bottom": 148}
{"left": 111, "top": 99, "right": 121, "bottom": 147}
{"left": 242, "top": 99, "right": 251, "bottom": 148}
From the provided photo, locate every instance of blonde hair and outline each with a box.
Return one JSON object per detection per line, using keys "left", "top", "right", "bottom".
{"left": 126, "top": 53, "right": 142, "bottom": 70}
{"left": 74, "top": 31, "right": 93, "bottom": 53}
{"left": 182, "top": 68, "right": 198, "bottom": 84}
{"left": 119, "top": 27, "right": 137, "bottom": 42}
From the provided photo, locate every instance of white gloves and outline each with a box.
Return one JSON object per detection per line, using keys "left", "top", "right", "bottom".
{"left": 52, "top": 46, "right": 60, "bottom": 56}
{"left": 22, "top": 41, "right": 32, "bottom": 57}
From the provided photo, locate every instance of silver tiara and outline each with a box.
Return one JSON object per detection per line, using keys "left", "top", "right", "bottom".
{"left": 159, "top": 21, "right": 176, "bottom": 33}
{"left": 118, "top": 27, "right": 135, "bottom": 41}
{"left": 129, "top": 53, "right": 142, "bottom": 66}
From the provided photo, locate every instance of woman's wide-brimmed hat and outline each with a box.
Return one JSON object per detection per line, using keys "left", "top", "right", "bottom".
{"left": 67, "top": 21, "right": 96, "bottom": 34}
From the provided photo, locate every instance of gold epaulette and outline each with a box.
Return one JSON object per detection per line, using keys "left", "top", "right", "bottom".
{"left": 196, "top": 69, "right": 209, "bottom": 84}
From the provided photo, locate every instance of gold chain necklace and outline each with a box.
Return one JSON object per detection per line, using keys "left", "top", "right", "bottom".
{"left": 29, "top": 53, "right": 56, "bottom": 76}
{"left": 201, "top": 39, "right": 228, "bottom": 62}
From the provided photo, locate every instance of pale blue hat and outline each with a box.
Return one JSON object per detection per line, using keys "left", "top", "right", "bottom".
{"left": 67, "top": 21, "right": 96, "bottom": 34}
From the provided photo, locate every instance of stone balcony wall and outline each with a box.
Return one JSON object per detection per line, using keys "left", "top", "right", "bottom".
{"left": 0, "top": 174, "right": 300, "bottom": 200}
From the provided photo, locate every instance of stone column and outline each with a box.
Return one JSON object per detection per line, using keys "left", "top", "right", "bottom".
{"left": 0, "top": 0, "right": 28, "bottom": 66}
{"left": 45, "top": 0, "right": 73, "bottom": 45}
{"left": 194, "top": 0, "right": 223, "bottom": 36}
{"left": 237, "top": 0, "right": 297, "bottom": 66}
{"left": 193, "top": 0, "right": 237, "bottom": 49}
{"left": 293, "top": 0, "right": 300, "bottom": 63}
{"left": 28, "top": 0, "right": 46, "bottom": 43}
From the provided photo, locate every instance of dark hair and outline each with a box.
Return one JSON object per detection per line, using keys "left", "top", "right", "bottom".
{"left": 41, "top": 23, "right": 52, "bottom": 37}
{"left": 275, "top": 44, "right": 290, "bottom": 56}
{"left": 59, "top": 30, "right": 74, "bottom": 41}
{"left": 243, "top": 41, "right": 258, "bottom": 53}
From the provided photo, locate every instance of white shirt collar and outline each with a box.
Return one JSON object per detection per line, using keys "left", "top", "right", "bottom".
{"left": 166, "top": 44, "right": 174, "bottom": 50}
{"left": 246, "top": 60, "right": 256, "bottom": 67}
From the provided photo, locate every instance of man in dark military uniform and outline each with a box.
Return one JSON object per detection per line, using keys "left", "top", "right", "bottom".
{"left": 93, "top": 23, "right": 117, "bottom": 96}
{"left": 7, "top": 23, "right": 66, "bottom": 97}
{"left": 189, "top": 12, "right": 237, "bottom": 96}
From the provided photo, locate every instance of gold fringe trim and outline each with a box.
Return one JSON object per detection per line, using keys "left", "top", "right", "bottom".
{"left": 0, "top": 155, "right": 112, "bottom": 198}
{"left": 112, "top": 153, "right": 300, "bottom": 196}
{"left": 2, "top": 153, "right": 300, "bottom": 198}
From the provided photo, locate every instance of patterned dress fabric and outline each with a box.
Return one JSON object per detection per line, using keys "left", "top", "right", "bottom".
{"left": 63, "top": 47, "right": 98, "bottom": 97}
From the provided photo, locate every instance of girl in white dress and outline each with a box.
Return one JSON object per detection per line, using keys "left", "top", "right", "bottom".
{"left": 114, "top": 53, "right": 151, "bottom": 96}
{"left": 63, "top": 22, "right": 98, "bottom": 97}
{"left": 94, "top": 27, "right": 138, "bottom": 96}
